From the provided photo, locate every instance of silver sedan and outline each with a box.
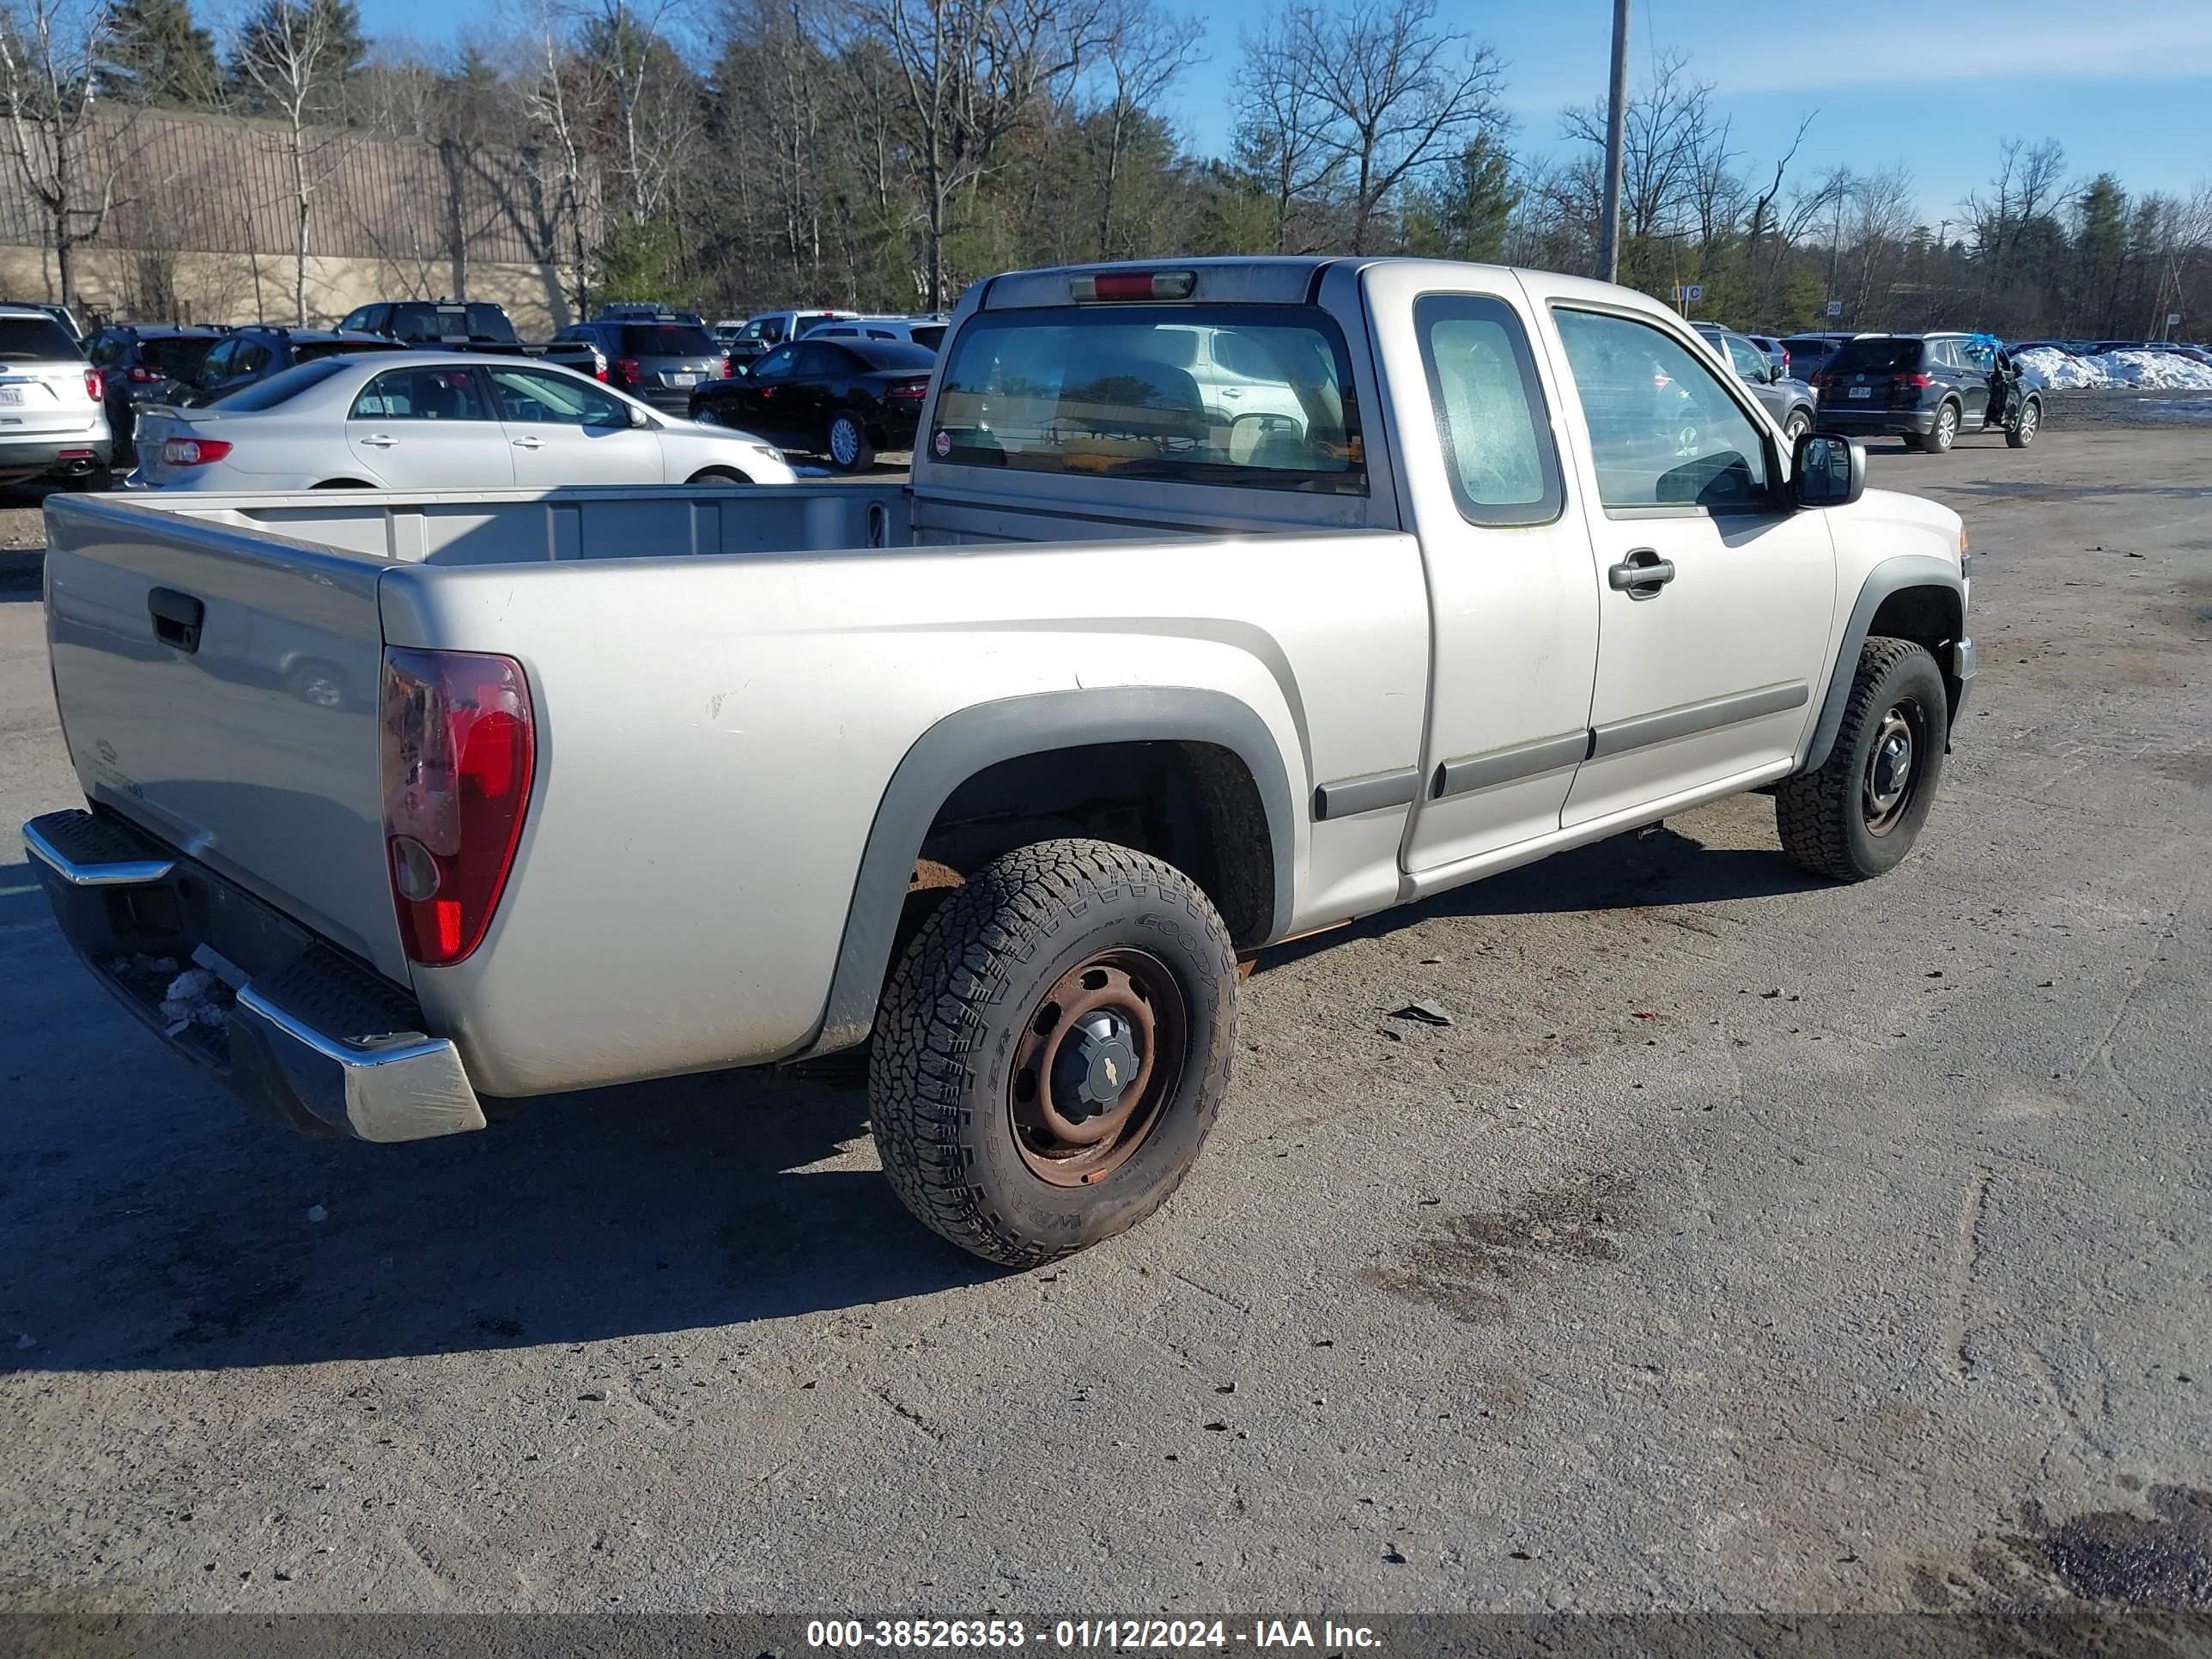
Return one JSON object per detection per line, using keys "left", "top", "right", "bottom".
{"left": 127, "top": 351, "right": 797, "bottom": 491}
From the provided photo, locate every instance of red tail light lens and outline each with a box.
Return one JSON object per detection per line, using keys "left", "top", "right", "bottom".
{"left": 611, "top": 357, "right": 642, "bottom": 387}
{"left": 1896, "top": 372, "right": 1933, "bottom": 387}
{"left": 720, "top": 356, "right": 734, "bottom": 378}
{"left": 886, "top": 378, "right": 929, "bottom": 401}
{"left": 128, "top": 365, "right": 160, "bottom": 383}
{"left": 1069, "top": 269, "right": 1197, "bottom": 302}
{"left": 85, "top": 368, "right": 104, "bottom": 401}
{"left": 160, "top": 437, "right": 231, "bottom": 465}
{"left": 380, "top": 648, "right": 535, "bottom": 967}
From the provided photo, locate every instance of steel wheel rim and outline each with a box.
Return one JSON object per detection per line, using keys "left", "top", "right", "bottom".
{"left": 830, "top": 418, "right": 860, "bottom": 465}
{"left": 1936, "top": 406, "right": 1957, "bottom": 447}
{"left": 1008, "top": 948, "right": 1188, "bottom": 1188}
{"left": 697, "top": 407, "right": 723, "bottom": 427}
{"left": 1862, "top": 701, "right": 1924, "bottom": 835}
{"left": 2020, "top": 405, "right": 2037, "bottom": 440}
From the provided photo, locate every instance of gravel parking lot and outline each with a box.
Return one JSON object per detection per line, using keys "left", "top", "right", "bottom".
{"left": 1, "top": 427, "right": 2207, "bottom": 1623}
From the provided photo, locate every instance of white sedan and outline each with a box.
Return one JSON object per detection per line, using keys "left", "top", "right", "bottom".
{"left": 127, "top": 351, "right": 796, "bottom": 491}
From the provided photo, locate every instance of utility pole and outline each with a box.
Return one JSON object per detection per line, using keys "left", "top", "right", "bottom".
{"left": 1596, "top": 0, "right": 1630, "bottom": 283}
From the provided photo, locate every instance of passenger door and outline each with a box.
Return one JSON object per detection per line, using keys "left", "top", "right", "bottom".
{"left": 1359, "top": 271, "right": 1601, "bottom": 876}
{"left": 1950, "top": 337, "right": 1992, "bottom": 426}
{"left": 737, "top": 343, "right": 805, "bottom": 438}
{"left": 344, "top": 364, "right": 514, "bottom": 488}
{"left": 485, "top": 364, "right": 665, "bottom": 485}
{"left": 1546, "top": 304, "right": 1836, "bottom": 827}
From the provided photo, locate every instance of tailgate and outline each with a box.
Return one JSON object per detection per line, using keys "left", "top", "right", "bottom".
{"left": 1, "top": 363, "right": 95, "bottom": 434}
{"left": 42, "top": 494, "right": 407, "bottom": 982}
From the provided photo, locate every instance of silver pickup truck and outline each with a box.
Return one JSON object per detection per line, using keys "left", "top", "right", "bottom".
{"left": 25, "top": 257, "right": 1973, "bottom": 1267}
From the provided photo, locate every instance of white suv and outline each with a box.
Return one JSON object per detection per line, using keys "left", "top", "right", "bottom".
{"left": 0, "top": 305, "right": 112, "bottom": 489}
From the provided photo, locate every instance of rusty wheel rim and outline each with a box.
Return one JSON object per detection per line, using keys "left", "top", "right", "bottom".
{"left": 1008, "top": 948, "right": 1188, "bottom": 1188}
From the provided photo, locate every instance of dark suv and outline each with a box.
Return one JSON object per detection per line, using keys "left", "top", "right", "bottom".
{"left": 180, "top": 327, "right": 404, "bottom": 405}
{"left": 1807, "top": 332, "right": 2041, "bottom": 453}
{"left": 82, "top": 324, "right": 230, "bottom": 463}
{"left": 550, "top": 315, "right": 728, "bottom": 415}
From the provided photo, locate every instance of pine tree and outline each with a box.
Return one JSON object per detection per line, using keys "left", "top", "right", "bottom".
{"left": 97, "top": 0, "right": 220, "bottom": 106}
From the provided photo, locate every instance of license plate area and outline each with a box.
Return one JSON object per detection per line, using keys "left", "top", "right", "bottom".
{"left": 0, "top": 386, "right": 23, "bottom": 405}
{"left": 1847, "top": 386, "right": 1870, "bottom": 398}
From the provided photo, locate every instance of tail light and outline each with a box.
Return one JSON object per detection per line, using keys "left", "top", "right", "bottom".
{"left": 611, "top": 357, "right": 642, "bottom": 387}
{"left": 128, "top": 365, "right": 161, "bottom": 384}
{"left": 1895, "top": 372, "right": 1933, "bottom": 387}
{"left": 720, "top": 356, "right": 734, "bottom": 378}
{"left": 160, "top": 437, "right": 231, "bottom": 466}
{"left": 886, "top": 378, "right": 928, "bottom": 401}
{"left": 379, "top": 648, "right": 535, "bottom": 968}
{"left": 84, "top": 368, "right": 103, "bottom": 401}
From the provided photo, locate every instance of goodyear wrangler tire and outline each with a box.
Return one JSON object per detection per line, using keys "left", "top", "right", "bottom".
{"left": 1775, "top": 636, "right": 1948, "bottom": 882}
{"left": 868, "top": 838, "right": 1238, "bottom": 1267}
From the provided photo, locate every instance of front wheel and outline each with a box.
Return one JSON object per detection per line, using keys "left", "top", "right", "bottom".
{"left": 2007, "top": 399, "right": 2039, "bottom": 447}
{"left": 868, "top": 839, "right": 1238, "bottom": 1267}
{"left": 1783, "top": 410, "right": 1811, "bottom": 445}
{"left": 1775, "top": 637, "right": 1948, "bottom": 881}
{"left": 827, "top": 410, "right": 876, "bottom": 472}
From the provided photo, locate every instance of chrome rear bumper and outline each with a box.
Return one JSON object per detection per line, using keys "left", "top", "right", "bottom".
{"left": 23, "top": 809, "right": 484, "bottom": 1143}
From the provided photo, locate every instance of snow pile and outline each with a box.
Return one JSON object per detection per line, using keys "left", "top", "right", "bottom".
{"left": 2013, "top": 347, "right": 2212, "bottom": 392}
{"left": 2096, "top": 350, "right": 2212, "bottom": 390}
{"left": 2014, "top": 348, "right": 2100, "bottom": 391}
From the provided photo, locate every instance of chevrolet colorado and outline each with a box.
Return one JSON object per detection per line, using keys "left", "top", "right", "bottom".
{"left": 24, "top": 257, "right": 1973, "bottom": 1266}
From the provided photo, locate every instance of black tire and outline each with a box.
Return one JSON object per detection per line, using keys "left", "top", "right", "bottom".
{"left": 313, "top": 478, "right": 374, "bottom": 489}
{"left": 1923, "top": 400, "right": 1960, "bottom": 453}
{"left": 1783, "top": 409, "right": 1811, "bottom": 445}
{"left": 2006, "top": 398, "right": 2040, "bottom": 448}
{"left": 685, "top": 466, "right": 753, "bottom": 486}
{"left": 1775, "top": 637, "right": 1948, "bottom": 882}
{"left": 869, "top": 838, "right": 1238, "bottom": 1267}
{"left": 827, "top": 410, "right": 876, "bottom": 472}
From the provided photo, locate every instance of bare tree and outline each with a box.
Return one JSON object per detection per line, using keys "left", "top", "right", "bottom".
{"left": 1231, "top": 11, "right": 1343, "bottom": 253}
{"left": 1085, "top": 0, "right": 1197, "bottom": 259}
{"left": 850, "top": 0, "right": 1115, "bottom": 307}
{"left": 1281, "top": 0, "right": 1502, "bottom": 253}
{"left": 518, "top": 0, "right": 597, "bottom": 312}
{"left": 584, "top": 0, "right": 698, "bottom": 227}
{"left": 1560, "top": 51, "right": 1720, "bottom": 252}
{"left": 228, "top": 0, "right": 362, "bottom": 322}
{"left": 0, "top": 0, "right": 134, "bottom": 304}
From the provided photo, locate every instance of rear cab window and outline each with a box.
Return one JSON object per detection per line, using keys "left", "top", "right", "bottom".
{"left": 930, "top": 304, "right": 1365, "bottom": 493}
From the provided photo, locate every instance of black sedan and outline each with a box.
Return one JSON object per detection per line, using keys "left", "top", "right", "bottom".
{"left": 689, "top": 337, "right": 933, "bottom": 471}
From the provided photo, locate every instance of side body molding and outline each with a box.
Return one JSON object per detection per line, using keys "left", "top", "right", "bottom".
{"left": 805, "top": 686, "right": 1298, "bottom": 1057}
{"left": 1799, "top": 553, "right": 1965, "bottom": 774}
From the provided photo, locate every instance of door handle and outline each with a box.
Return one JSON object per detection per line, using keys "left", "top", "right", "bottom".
{"left": 512, "top": 436, "right": 544, "bottom": 449}
{"left": 1607, "top": 550, "right": 1675, "bottom": 598}
{"left": 147, "top": 586, "right": 204, "bottom": 653}
{"left": 358, "top": 434, "right": 398, "bottom": 448}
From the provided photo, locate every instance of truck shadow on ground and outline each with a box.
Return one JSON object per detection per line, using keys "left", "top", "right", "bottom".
{"left": 1, "top": 821, "right": 1814, "bottom": 1375}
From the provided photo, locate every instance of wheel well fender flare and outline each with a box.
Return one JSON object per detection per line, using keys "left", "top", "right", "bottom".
{"left": 1800, "top": 556, "right": 1963, "bottom": 774}
{"left": 805, "top": 686, "right": 1297, "bottom": 1057}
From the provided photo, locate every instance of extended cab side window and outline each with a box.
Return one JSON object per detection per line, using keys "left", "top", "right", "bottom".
{"left": 1552, "top": 308, "right": 1770, "bottom": 514}
{"left": 1414, "top": 294, "right": 1562, "bottom": 526}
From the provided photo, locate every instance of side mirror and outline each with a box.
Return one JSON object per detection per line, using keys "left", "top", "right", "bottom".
{"left": 1792, "top": 431, "right": 1864, "bottom": 509}
{"left": 629, "top": 404, "right": 652, "bottom": 429}
{"left": 1769, "top": 362, "right": 1786, "bottom": 384}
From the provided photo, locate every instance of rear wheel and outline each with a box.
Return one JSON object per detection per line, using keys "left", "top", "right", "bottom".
{"left": 827, "top": 410, "right": 875, "bottom": 472}
{"left": 1775, "top": 637, "right": 1948, "bottom": 882}
{"left": 2006, "top": 398, "right": 2039, "bottom": 447}
{"left": 1923, "top": 400, "right": 1960, "bottom": 453}
{"left": 684, "top": 466, "right": 752, "bottom": 486}
{"left": 868, "top": 838, "right": 1238, "bottom": 1267}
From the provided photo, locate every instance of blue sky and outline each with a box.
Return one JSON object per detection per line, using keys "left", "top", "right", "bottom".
{"left": 362, "top": 0, "right": 2212, "bottom": 224}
